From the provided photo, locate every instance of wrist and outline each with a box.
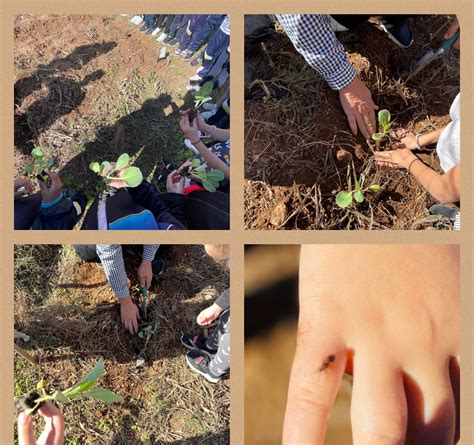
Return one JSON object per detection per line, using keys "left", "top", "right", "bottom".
{"left": 118, "top": 296, "right": 133, "bottom": 305}
{"left": 402, "top": 152, "right": 418, "bottom": 169}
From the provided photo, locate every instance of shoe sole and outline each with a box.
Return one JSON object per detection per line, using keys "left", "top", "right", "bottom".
{"left": 186, "top": 356, "right": 221, "bottom": 383}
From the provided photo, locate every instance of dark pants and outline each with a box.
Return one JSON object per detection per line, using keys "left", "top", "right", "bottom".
{"left": 189, "top": 15, "right": 225, "bottom": 53}
{"left": 143, "top": 15, "right": 155, "bottom": 30}
{"left": 199, "top": 29, "right": 230, "bottom": 78}
{"left": 331, "top": 15, "right": 413, "bottom": 30}
{"left": 75, "top": 244, "right": 100, "bottom": 262}
{"left": 156, "top": 15, "right": 167, "bottom": 29}
{"left": 167, "top": 15, "right": 187, "bottom": 39}
{"left": 179, "top": 15, "right": 208, "bottom": 51}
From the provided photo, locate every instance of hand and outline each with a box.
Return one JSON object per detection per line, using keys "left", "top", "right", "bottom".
{"left": 197, "top": 303, "right": 224, "bottom": 326}
{"left": 119, "top": 297, "right": 140, "bottom": 334}
{"left": 166, "top": 170, "right": 185, "bottom": 194}
{"left": 179, "top": 112, "right": 200, "bottom": 141}
{"left": 339, "top": 76, "right": 379, "bottom": 139}
{"left": 15, "top": 178, "right": 34, "bottom": 193}
{"left": 196, "top": 111, "right": 214, "bottom": 135}
{"left": 137, "top": 260, "right": 152, "bottom": 289}
{"left": 38, "top": 170, "right": 62, "bottom": 203}
{"left": 394, "top": 129, "right": 419, "bottom": 150}
{"left": 104, "top": 164, "right": 128, "bottom": 189}
{"left": 374, "top": 149, "right": 417, "bottom": 169}
{"left": 444, "top": 17, "right": 460, "bottom": 50}
{"left": 18, "top": 402, "right": 65, "bottom": 445}
{"left": 283, "top": 245, "right": 459, "bottom": 445}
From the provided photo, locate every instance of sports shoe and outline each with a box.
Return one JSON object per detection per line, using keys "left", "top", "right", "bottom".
{"left": 145, "top": 28, "right": 153, "bottom": 36}
{"left": 131, "top": 16, "right": 143, "bottom": 25}
{"left": 186, "top": 350, "right": 223, "bottom": 383}
{"left": 377, "top": 18, "right": 413, "bottom": 48}
{"left": 429, "top": 204, "right": 458, "bottom": 220}
{"left": 189, "top": 57, "right": 203, "bottom": 67}
{"left": 181, "top": 334, "right": 217, "bottom": 355}
{"left": 157, "top": 33, "right": 168, "bottom": 43}
{"left": 174, "top": 48, "right": 184, "bottom": 56}
{"left": 185, "top": 84, "right": 201, "bottom": 93}
{"left": 167, "top": 38, "right": 179, "bottom": 47}
{"left": 189, "top": 74, "right": 203, "bottom": 82}
{"left": 182, "top": 50, "right": 194, "bottom": 60}
{"left": 151, "top": 27, "right": 162, "bottom": 36}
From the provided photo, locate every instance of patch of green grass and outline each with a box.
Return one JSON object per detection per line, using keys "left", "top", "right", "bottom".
{"left": 14, "top": 358, "right": 37, "bottom": 398}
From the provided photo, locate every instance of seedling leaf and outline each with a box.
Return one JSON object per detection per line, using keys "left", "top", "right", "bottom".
{"left": 78, "top": 357, "right": 105, "bottom": 384}
{"left": 100, "top": 161, "right": 111, "bottom": 174}
{"left": 25, "top": 164, "right": 34, "bottom": 174}
{"left": 31, "top": 147, "right": 43, "bottom": 159}
{"left": 368, "top": 184, "right": 382, "bottom": 192}
{"left": 45, "top": 159, "right": 54, "bottom": 169}
{"left": 354, "top": 190, "right": 365, "bottom": 203}
{"left": 121, "top": 166, "right": 143, "bottom": 187}
{"left": 202, "top": 180, "right": 217, "bottom": 193}
{"left": 206, "top": 170, "right": 225, "bottom": 181}
{"left": 191, "top": 159, "right": 201, "bottom": 167}
{"left": 372, "top": 132, "right": 385, "bottom": 141}
{"left": 115, "top": 153, "right": 130, "bottom": 170}
{"left": 198, "top": 81, "right": 213, "bottom": 98}
{"left": 88, "top": 388, "right": 121, "bottom": 403}
{"left": 335, "top": 191, "right": 353, "bottom": 208}
{"left": 53, "top": 390, "right": 69, "bottom": 403}
{"left": 90, "top": 162, "right": 100, "bottom": 173}
{"left": 378, "top": 109, "right": 391, "bottom": 128}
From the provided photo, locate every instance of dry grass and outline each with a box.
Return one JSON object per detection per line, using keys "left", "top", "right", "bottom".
{"left": 245, "top": 15, "right": 459, "bottom": 230}
{"left": 14, "top": 245, "right": 230, "bottom": 444}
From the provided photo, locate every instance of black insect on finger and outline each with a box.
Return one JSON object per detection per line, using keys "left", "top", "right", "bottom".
{"left": 318, "top": 354, "right": 335, "bottom": 372}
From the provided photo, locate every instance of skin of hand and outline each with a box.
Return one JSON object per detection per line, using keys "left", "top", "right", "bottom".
{"left": 197, "top": 303, "right": 224, "bottom": 326}
{"left": 283, "top": 245, "right": 459, "bottom": 445}
{"left": 339, "top": 76, "right": 379, "bottom": 140}
{"left": 394, "top": 128, "right": 444, "bottom": 150}
{"left": 18, "top": 402, "right": 65, "bottom": 445}
{"left": 119, "top": 297, "right": 140, "bottom": 334}
{"left": 137, "top": 260, "right": 152, "bottom": 289}
{"left": 179, "top": 112, "right": 200, "bottom": 141}
{"left": 196, "top": 110, "right": 214, "bottom": 135}
{"left": 374, "top": 148, "right": 417, "bottom": 169}
{"left": 166, "top": 169, "right": 186, "bottom": 194}
{"left": 444, "top": 17, "right": 460, "bottom": 50}
{"left": 15, "top": 178, "right": 34, "bottom": 193}
{"left": 39, "top": 170, "right": 62, "bottom": 203}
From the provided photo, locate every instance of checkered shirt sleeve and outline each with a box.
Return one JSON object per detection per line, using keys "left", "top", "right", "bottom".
{"left": 96, "top": 244, "right": 129, "bottom": 298}
{"left": 142, "top": 245, "right": 159, "bottom": 262}
{"left": 276, "top": 14, "right": 356, "bottom": 90}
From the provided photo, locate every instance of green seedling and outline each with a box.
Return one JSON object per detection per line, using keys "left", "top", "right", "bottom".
{"left": 335, "top": 174, "right": 382, "bottom": 208}
{"left": 372, "top": 109, "right": 392, "bottom": 141}
{"left": 21, "top": 357, "right": 121, "bottom": 415}
{"left": 89, "top": 153, "right": 143, "bottom": 188}
{"left": 193, "top": 81, "right": 214, "bottom": 110}
{"left": 182, "top": 159, "right": 224, "bottom": 193}
{"left": 24, "top": 147, "right": 53, "bottom": 178}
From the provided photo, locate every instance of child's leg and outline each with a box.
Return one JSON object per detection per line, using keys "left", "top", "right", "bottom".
{"left": 144, "top": 15, "right": 155, "bottom": 30}
{"left": 198, "top": 30, "right": 230, "bottom": 78}
{"left": 207, "top": 310, "right": 230, "bottom": 376}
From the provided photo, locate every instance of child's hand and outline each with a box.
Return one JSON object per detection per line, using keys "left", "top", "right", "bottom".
{"left": 18, "top": 402, "right": 65, "bottom": 445}
{"left": 374, "top": 149, "right": 417, "bottom": 169}
{"left": 196, "top": 111, "right": 213, "bottom": 135}
{"left": 395, "top": 129, "right": 419, "bottom": 150}
{"left": 284, "top": 245, "right": 459, "bottom": 445}
{"left": 179, "top": 114, "right": 199, "bottom": 141}
{"left": 39, "top": 170, "right": 62, "bottom": 203}
{"left": 137, "top": 260, "right": 152, "bottom": 289}
{"left": 166, "top": 170, "right": 185, "bottom": 194}
{"left": 197, "top": 303, "right": 224, "bottom": 326}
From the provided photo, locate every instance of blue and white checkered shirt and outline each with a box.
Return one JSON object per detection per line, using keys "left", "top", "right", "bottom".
{"left": 96, "top": 244, "right": 159, "bottom": 298}
{"left": 277, "top": 14, "right": 355, "bottom": 90}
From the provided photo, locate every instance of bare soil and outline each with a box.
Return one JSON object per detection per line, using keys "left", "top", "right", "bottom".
{"left": 245, "top": 16, "right": 459, "bottom": 230}
{"left": 14, "top": 245, "right": 229, "bottom": 444}
{"left": 14, "top": 15, "right": 196, "bottom": 201}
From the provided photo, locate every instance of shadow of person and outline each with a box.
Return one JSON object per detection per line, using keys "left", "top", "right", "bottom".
{"left": 59, "top": 94, "right": 180, "bottom": 196}
{"left": 15, "top": 70, "right": 106, "bottom": 155}
{"left": 14, "top": 41, "right": 117, "bottom": 103}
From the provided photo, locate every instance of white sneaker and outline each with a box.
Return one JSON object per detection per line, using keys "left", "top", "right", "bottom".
{"left": 151, "top": 27, "right": 162, "bottom": 36}
{"left": 202, "top": 103, "right": 216, "bottom": 111}
{"left": 186, "top": 84, "right": 201, "bottom": 92}
{"left": 190, "top": 74, "right": 202, "bottom": 82}
{"left": 120, "top": 14, "right": 129, "bottom": 17}
{"left": 157, "top": 33, "right": 168, "bottom": 43}
{"left": 131, "top": 15, "right": 143, "bottom": 25}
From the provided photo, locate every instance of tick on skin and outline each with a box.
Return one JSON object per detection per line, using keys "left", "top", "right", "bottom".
{"left": 318, "top": 354, "right": 335, "bottom": 372}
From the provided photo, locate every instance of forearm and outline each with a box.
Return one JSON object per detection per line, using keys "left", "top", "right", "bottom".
{"left": 410, "top": 160, "right": 460, "bottom": 204}
{"left": 418, "top": 128, "right": 444, "bottom": 147}
{"left": 194, "top": 141, "right": 230, "bottom": 180}
{"left": 209, "top": 127, "right": 230, "bottom": 142}
{"left": 96, "top": 244, "right": 129, "bottom": 298}
{"left": 142, "top": 245, "right": 159, "bottom": 262}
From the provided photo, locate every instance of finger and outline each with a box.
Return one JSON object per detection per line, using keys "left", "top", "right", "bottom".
{"left": 406, "top": 360, "right": 456, "bottom": 445}
{"left": 18, "top": 412, "right": 36, "bottom": 445}
{"left": 46, "top": 171, "right": 61, "bottom": 190}
{"left": 354, "top": 111, "right": 371, "bottom": 139}
{"left": 351, "top": 349, "right": 407, "bottom": 445}
{"left": 346, "top": 112, "right": 358, "bottom": 136}
{"left": 37, "top": 403, "right": 64, "bottom": 445}
{"left": 367, "top": 107, "right": 377, "bottom": 134}
{"left": 444, "top": 18, "right": 459, "bottom": 39}
{"left": 282, "top": 323, "right": 346, "bottom": 444}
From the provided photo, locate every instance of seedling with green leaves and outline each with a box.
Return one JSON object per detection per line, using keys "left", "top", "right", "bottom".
{"left": 89, "top": 153, "right": 143, "bottom": 188}
{"left": 335, "top": 174, "right": 382, "bottom": 208}
{"left": 372, "top": 109, "right": 392, "bottom": 141}
{"left": 182, "top": 159, "right": 224, "bottom": 193}
{"left": 21, "top": 357, "right": 121, "bottom": 415}
{"left": 24, "top": 147, "right": 53, "bottom": 178}
{"left": 193, "top": 81, "right": 214, "bottom": 110}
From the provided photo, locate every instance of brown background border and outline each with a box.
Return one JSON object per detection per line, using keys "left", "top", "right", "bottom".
{"left": 1, "top": 1, "right": 473, "bottom": 444}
